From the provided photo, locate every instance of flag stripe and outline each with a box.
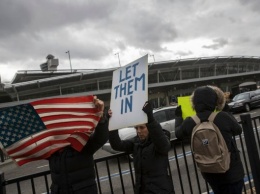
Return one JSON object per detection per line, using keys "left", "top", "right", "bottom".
{"left": 6, "top": 127, "right": 93, "bottom": 155}
{"left": 67, "top": 131, "right": 92, "bottom": 151}
{"left": 30, "top": 96, "right": 94, "bottom": 105}
{"left": 33, "top": 104, "right": 95, "bottom": 109}
{"left": 0, "top": 95, "right": 101, "bottom": 166}
{"left": 43, "top": 118, "right": 98, "bottom": 125}
{"left": 41, "top": 114, "right": 99, "bottom": 123}
{"left": 35, "top": 108, "right": 98, "bottom": 114}
{"left": 15, "top": 144, "right": 68, "bottom": 166}
{"left": 8, "top": 137, "right": 70, "bottom": 158}
{"left": 45, "top": 121, "right": 96, "bottom": 130}
{"left": 39, "top": 111, "right": 94, "bottom": 117}
{"left": 10, "top": 139, "right": 71, "bottom": 159}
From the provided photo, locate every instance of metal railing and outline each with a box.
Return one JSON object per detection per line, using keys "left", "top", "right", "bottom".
{"left": 0, "top": 113, "right": 259, "bottom": 194}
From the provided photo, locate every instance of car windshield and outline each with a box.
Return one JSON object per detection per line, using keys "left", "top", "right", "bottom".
{"left": 233, "top": 93, "right": 250, "bottom": 101}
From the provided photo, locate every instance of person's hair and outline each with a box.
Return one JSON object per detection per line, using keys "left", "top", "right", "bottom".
{"left": 0, "top": 91, "right": 13, "bottom": 103}
{"left": 207, "top": 85, "right": 226, "bottom": 111}
{"left": 190, "top": 85, "right": 225, "bottom": 111}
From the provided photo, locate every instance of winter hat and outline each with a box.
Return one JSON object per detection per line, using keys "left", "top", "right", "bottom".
{"left": 0, "top": 91, "right": 13, "bottom": 103}
{"left": 191, "top": 86, "right": 217, "bottom": 112}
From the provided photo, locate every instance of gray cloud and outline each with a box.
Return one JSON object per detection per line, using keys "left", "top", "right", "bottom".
{"left": 202, "top": 38, "right": 229, "bottom": 50}
{"left": 1, "top": 0, "right": 260, "bottom": 82}
{"left": 175, "top": 50, "right": 193, "bottom": 57}
{"left": 0, "top": 0, "right": 114, "bottom": 35}
{"left": 239, "top": 0, "right": 260, "bottom": 12}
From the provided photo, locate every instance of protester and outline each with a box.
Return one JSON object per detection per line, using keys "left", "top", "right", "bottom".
{"left": 175, "top": 86, "right": 245, "bottom": 194}
{"left": 109, "top": 101, "right": 175, "bottom": 194}
{"left": 48, "top": 96, "right": 109, "bottom": 194}
{"left": 0, "top": 91, "right": 109, "bottom": 193}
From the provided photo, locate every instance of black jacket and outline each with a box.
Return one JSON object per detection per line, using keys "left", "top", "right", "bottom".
{"left": 48, "top": 118, "right": 109, "bottom": 194}
{"left": 175, "top": 110, "right": 245, "bottom": 184}
{"left": 109, "top": 121, "right": 175, "bottom": 194}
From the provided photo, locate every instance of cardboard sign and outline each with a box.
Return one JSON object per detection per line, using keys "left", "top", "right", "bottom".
{"left": 109, "top": 55, "right": 148, "bottom": 131}
{"left": 177, "top": 96, "right": 196, "bottom": 119}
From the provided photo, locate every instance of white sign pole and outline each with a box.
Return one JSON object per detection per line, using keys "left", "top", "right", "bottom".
{"left": 109, "top": 54, "right": 148, "bottom": 131}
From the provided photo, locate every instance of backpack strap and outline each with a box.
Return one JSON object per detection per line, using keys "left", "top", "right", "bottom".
{"left": 191, "top": 115, "right": 201, "bottom": 125}
{"left": 191, "top": 112, "right": 218, "bottom": 124}
{"left": 208, "top": 112, "right": 218, "bottom": 122}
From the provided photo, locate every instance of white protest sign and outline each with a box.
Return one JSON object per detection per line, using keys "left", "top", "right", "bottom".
{"left": 109, "top": 54, "right": 148, "bottom": 131}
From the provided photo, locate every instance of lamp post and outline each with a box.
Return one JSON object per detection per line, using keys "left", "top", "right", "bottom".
{"left": 148, "top": 54, "right": 155, "bottom": 69}
{"left": 66, "top": 50, "right": 72, "bottom": 72}
{"left": 114, "top": 53, "right": 121, "bottom": 67}
{"left": 150, "top": 54, "right": 155, "bottom": 62}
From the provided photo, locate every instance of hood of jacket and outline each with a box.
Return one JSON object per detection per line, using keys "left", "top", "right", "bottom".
{"left": 192, "top": 86, "right": 217, "bottom": 112}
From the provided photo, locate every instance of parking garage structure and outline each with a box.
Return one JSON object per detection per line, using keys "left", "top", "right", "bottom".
{"left": 2, "top": 55, "right": 260, "bottom": 108}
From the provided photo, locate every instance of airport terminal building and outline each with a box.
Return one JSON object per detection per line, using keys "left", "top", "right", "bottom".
{"left": 1, "top": 55, "right": 260, "bottom": 108}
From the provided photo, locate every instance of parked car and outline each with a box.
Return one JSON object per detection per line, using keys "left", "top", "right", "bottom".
{"left": 228, "top": 90, "right": 260, "bottom": 113}
{"left": 102, "top": 105, "right": 177, "bottom": 154}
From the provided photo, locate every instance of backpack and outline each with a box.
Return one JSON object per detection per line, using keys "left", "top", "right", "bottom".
{"left": 191, "top": 112, "right": 230, "bottom": 173}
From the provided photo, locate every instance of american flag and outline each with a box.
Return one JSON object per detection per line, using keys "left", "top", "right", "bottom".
{"left": 0, "top": 95, "right": 101, "bottom": 166}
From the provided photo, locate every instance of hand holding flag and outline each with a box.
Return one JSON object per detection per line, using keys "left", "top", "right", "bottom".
{"left": 93, "top": 96, "right": 104, "bottom": 117}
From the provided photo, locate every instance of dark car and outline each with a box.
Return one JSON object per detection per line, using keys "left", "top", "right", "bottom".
{"left": 228, "top": 90, "right": 260, "bottom": 112}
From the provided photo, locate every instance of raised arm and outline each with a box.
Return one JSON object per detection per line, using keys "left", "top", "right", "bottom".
{"left": 109, "top": 129, "right": 134, "bottom": 153}
{"left": 142, "top": 101, "right": 171, "bottom": 154}
{"left": 83, "top": 96, "right": 109, "bottom": 154}
{"left": 108, "top": 109, "right": 134, "bottom": 153}
{"left": 174, "top": 105, "right": 185, "bottom": 139}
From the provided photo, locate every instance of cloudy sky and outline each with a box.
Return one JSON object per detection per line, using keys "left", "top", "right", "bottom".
{"left": 1, "top": 0, "right": 260, "bottom": 83}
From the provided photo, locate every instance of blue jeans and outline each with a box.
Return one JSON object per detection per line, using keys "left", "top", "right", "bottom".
{"left": 209, "top": 179, "right": 244, "bottom": 194}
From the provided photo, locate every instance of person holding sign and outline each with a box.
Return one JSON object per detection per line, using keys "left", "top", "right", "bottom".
{"left": 109, "top": 101, "right": 175, "bottom": 194}
{"left": 174, "top": 86, "right": 244, "bottom": 194}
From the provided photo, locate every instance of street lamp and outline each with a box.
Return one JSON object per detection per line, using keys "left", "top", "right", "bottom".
{"left": 148, "top": 54, "right": 155, "bottom": 69}
{"left": 149, "top": 54, "right": 155, "bottom": 62}
{"left": 114, "top": 53, "right": 121, "bottom": 67}
{"left": 65, "top": 50, "right": 72, "bottom": 72}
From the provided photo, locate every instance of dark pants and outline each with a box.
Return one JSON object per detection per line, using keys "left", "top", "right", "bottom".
{"left": 209, "top": 179, "right": 244, "bottom": 194}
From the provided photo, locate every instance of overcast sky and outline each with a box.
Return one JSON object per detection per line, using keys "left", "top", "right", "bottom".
{"left": 1, "top": 0, "right": 260, "bottom": 83}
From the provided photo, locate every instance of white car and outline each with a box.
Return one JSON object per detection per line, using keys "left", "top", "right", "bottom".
{"left": 102, "top": 105, "right": 178, "bottom": 154}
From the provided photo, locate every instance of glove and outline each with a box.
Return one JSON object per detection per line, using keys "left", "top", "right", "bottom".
{"left": 142, "top": 101, "right": 154, "bottom": 123}
{"left": 175, "top": 105, "right": 182, "bottom": 117}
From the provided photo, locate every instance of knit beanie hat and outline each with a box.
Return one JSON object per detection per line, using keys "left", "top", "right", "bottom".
{"left": 191, "top": 86, "right": 217, "bottom": 112}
